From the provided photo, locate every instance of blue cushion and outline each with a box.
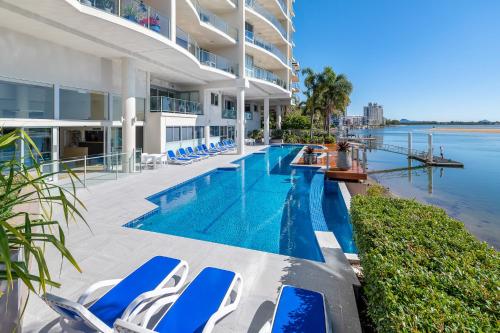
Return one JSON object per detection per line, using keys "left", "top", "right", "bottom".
{"left": 271, "top": 286, "right": 327, "bottom": 333}
{"left": 88, "top": 256, "right": 181, "bottom": 328}
{"left": 154, "top": 267, "right": 235, "bottom": 333}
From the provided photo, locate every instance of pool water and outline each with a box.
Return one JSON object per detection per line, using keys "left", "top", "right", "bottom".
{"left": 125, "top": 145, "right": 356, "bottom": 261}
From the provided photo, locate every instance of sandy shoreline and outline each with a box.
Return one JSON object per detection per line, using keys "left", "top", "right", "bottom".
{"left": 430, "top": 127, "right": 500, "bottom": 133}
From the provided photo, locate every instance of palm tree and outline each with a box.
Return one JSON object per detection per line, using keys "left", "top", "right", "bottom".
{"left": 301, "top": 68, "right": 322, "bottom": 139}
{"left": 318, "top": 67, "right": 353, "bottom": 132}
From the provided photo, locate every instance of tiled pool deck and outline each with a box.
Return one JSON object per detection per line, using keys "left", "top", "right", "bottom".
{"left": 22, "top": 146, "right": 362, "bottom": 333}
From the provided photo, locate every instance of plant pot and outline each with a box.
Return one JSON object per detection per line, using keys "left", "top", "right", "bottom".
{"left": 337, "top": 150, "right": 352, "bottom": 170}
{"left": 0, "top": 249, "right": 28, "bottom": 333}
{"left": 303, "top": 153, "right": 318, "bottom": 165}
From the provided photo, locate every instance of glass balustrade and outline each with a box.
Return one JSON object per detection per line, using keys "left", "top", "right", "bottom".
{"left": 222, "top": 109, "right": 237, "bottom": 119}
{"left": 150, "top": 96, "right": 203, "bottom": 115}
{"left": 246, "top": 65, "right": 287, "bottom": 89}
{"left": 79, "top": 0, "right": 170, "bottom": 39}
{"left": 192, "top": 0, "right": 238, "bottom": 40}
{"left": 245, "top": 0, "right": 287, "bottom": 40}
{"left": 177, "top": 27, "right": 238, "bottom": 75}
{"left": 245, "top": 30, "right": 288, "bottom": 65}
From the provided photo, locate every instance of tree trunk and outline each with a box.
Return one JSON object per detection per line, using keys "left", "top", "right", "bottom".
{"left": 309, "top": 104, "right": 314, "bottom": 140}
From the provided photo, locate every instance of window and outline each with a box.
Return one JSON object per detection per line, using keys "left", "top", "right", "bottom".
{"left": 112, "top": 96, "right": 122, "bottom": 121}
{"left": 195, "top": 126, "right": 204, "bottom": 139}
{"left": 225, "top": 99, "right": 235, "bottom": 110}
{"left": 136, "top": 97, "right": 145, "bottom": 121}
{"left": 182, "top": 127, "right": 194, "bottom": 140}
{"left": 245, "top": 111, "right": 253, "bottom": 120}
{"left": 210, "top": 93, "right": 219, "bottom": 106}
{"left": 60, "top": 88, "right": 108, "bottom": 120}
{"left": 166, "top": 127, "right": 181, "bottom": 142}
{"left": 210, "top": 126, "right": 220, "bottom": 137}
{"left": 0, "top": 79, "right": 54, "bottom": 119}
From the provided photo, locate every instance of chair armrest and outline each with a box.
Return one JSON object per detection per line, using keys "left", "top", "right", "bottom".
{"left": 114, "top": 319, "right": 157, "bottom": 333}
{"left": 140, "top": 294, "right": 179, "bottom": 328}
{"left": 258, "top": 321, "right": 272, "bottom": 333}
{"left": 77, "top": 279, "right": 122, "bottom": 305}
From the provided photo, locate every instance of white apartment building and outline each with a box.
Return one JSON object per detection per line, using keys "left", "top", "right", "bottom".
{"left": 363, "top": 102, "right": 384, "bottom": 126}
{"left": 0, "top": 0, "right": 297, "bottom": 169}
{"left": 342, "top": 115, "right": 364, "bottom": 128}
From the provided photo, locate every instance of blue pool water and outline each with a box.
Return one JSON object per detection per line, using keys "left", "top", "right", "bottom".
{"left": 125, "top": 145, "right": 357, "bottom": 261}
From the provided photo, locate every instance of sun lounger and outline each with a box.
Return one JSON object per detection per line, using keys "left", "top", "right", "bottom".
{"left": 44, "top": 256, "right": 188, "bottom": 333}
{"left": 202, "top": 144, "right": 220, "bottom": 155}
{"left": 187, "top": 146, "right": 209, "bottom": 159}
{"left": 259, "top": 285, "right": 330, "bottom": 333}
{"left": 114, "top": 267, "right": 243, "bottom": 333}
{"left": 167, "top": 150, "right": 192, "bottom": 165}
{"left": 178, "top": 148, "right": 201, "bottom": 161}
{"left": 197, "top": 145, "right": 217, "bottom": 156}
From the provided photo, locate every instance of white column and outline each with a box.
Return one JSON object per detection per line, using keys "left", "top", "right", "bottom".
{"left": 236, "top": 87, "right": 245, "bottom": 155}
{"left": 121, "top": 58, "right": 137, "bottom": 172}
{"left": 263, "top": 97, "right": 270, "bottom": 145}
{"left": 276, "top": 105, "right": 282, "bottom": 130}
{"left": 204, "top": 125, "right": 210, "bottom": 146}
{"left": 169, "top": 0, "right": 176, "bottom": 42}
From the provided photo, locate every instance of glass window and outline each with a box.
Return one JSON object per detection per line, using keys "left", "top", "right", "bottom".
{"left": 210, "top": 93, "right": 219, "bottom": 106}
{"left": 110, "top": 127, "right": 122, "bottom": 152}
{"left": 112, "top": 95, "right": 122, "bottom": 121}
{"left": 225, "top": 99, "right": 235, "bottom": 110}
{"left": 0, "top": 128, "right": 20, "bottom": 162}
{"left": 0, "top": 79, "right": 54, "bottom": 119}
{"left": 210, "top": 126, "right": 220, "bottom": 137}
{"left": 25, "top": 128, "right": 52, "bottom": 164}
{"left": 182, "top": 127, "right": 194, "bottom": 140}
{"left": 136, "top": 97, "right": 145, "bottom": 121}
{"left": 60, "top": 88, "right": 108, "bottom": 120}
{"left": 245, "top": 111, "right": 253, "bottom": 120}
{"left": 166, "top": 127, "right": 181, "bottom": 142}
{"left": 195, "top": 126, "right": 204, "bottom": 139}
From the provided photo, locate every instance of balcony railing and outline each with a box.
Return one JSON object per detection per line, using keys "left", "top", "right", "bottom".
{"left": 222, "top": 109, "right": 237, "bottom": 119}
{"left": 246, "top": 65, "right": 287, "bottom": 89}
{"left": 277, "top": 0, "right": 287, "bottom": 15}
{"left": 177, "top": 27, "right": 238, "bottom": 75}
{"left": 79, "top": 0, "right": 170, "bottom": 39}
{"left": 245, "top": 0, "right": 287, "bottom": 40}
{"left": 150, "top": 96, "right": 203, "bottom": 115}
{"left": 192, "top": 0, "right": 239, "bottom": 40}
{"left": 245, "top": 30, "right": 288, "bottom": 65}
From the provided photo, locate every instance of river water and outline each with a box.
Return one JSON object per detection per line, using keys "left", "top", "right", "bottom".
{"left": 354, "top": 125, "right": 500, "bottom": 249}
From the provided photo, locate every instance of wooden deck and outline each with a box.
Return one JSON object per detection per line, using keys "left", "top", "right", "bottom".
{"left": 295, "top": 144, "right": 368, "bottom": 182}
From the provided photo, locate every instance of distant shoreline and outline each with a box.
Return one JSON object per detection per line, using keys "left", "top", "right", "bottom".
{"left": 430, "top": 127, "right": 500, "bottom": 133}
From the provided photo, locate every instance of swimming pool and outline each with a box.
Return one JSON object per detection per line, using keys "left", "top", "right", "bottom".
{"left": 125, "top": 145, "right": 357, "bottom": 261}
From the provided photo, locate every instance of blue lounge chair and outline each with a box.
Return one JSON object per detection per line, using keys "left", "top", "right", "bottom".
{"left": 223, "top": 140, "right": 236, "bottom": 149}
{"left": 197, "top": 145, "right": 217, "bottom": 156}
{"left": 44, "top": 256, "right": 189, "bottom": 333}
{"left": 212, "top": 142, "right": 230, "bottom": 154}
{"left": 218, "top": 142, "right": 235, "bottom": 152}
{"left": 187, "top": 146, "right": 209, "bottom": 159}
{"left": 114, "top": 267, "right": 243, "bottom": 333}
{"left": 178, "top": 148, "right": 201, "bottom": 161}
{"left": 202, "top": 144, "right": 220, "bottom": 155}
{"left": 260, "top": 285, "right": 330, "bottom": 333}
{"left": 167, "top": 150, "right": 192, "bottom": 165}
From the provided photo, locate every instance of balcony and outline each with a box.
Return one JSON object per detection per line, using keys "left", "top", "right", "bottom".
{"left": 177, "top": 27, "right": 238, "bottom": 75}
{"left": 245, "top": 0, "right": 287, "bottom": 40}
{"left": 246, "top": 65, "right": 287, "bottom": 89}
{"left": 222, "top": 108, "right": 237, "bottom": 119}
{"left": 192, "top": 0, "right": 238, "bottom": 40}
{"left": 245, "top": 30, "right": 288, "bottom": 66}
{"left": 150, "top": 96, "right": 203, "bottom": 115}
{"left": 79, "top": 0, "right": 171, "bottom": 39}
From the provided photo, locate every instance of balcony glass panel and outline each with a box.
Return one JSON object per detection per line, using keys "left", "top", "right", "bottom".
{"left": 245, "top": 0, "right": 287, "bottom": 39}
{"left": 150, "top": 96, "right": 203, "bottom": 115}
{"left": 0, "top": 79, "right": 54, "bottom": 119}
{"left": 245, "top": 30, "right": 287, "bottom": 65}
{"left": 245, "top": 65, "right": 287, "bottom": 89}
{"left": 79, "top": 0, "right": 171, "bottom": 39}
{"left": 222, "top": 109, "right": 237, "bottom": 119}
{"left": 60, "top": 88, "right": 108, "bottom": 120}
{"left": 192, "top": 0, "right": 238, "bottom": 40}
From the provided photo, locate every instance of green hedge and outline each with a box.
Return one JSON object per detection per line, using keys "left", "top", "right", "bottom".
{"left": 351, "top": 194, "right": 499, "bottom": 332}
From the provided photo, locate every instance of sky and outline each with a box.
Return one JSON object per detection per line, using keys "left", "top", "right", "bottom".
{"left": 293, "top": 0, "right": 500, "bottom": 121}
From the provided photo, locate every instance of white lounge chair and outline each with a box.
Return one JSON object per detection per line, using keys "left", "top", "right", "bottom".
{"left": 141, "top": 153, "right": 155, "bottom": 169}
{"left": 167, "top": 150, "right": 192, "bottom": 165}
{"left": 259, "top": 285, "right": 330, "bottom": 333}
{"left": 43, "top": 256, "right": 188, "bottom": 333}
{"left": 114, "top": 267, "right": 243, "bottom": 333}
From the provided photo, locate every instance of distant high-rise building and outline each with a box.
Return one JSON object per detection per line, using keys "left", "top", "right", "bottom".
{"left": 363, "top": 103, "right": 384, "bottom": 126}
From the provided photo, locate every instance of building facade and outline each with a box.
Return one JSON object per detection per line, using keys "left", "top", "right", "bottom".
{"left": 363, "top": 102, "right": 384, "bottom": 126}
{"left": 0, "top": 0, "right": 296, "bottom": 168}
{"left": 342, "top": 115, "right": 364, "bottom": 128}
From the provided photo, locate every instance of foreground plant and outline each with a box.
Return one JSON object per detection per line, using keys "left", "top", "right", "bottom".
{"left": 0, "top": 129, "right": 86, "bottom": 297}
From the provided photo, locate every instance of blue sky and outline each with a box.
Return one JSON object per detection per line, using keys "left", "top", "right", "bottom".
{"left": 293, "top": 0, "right": 500, "bottom": 121}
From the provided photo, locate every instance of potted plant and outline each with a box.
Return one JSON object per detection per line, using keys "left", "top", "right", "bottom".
{"left": 336, "top": 141, "right": 352, "bottom": 170}
{"left": 270, "top": 129, "right": 283, "bottom": 144}
{"left": 122, "top": 4, "right": 137, "bottom": 22}
{"left": 303, "top": 146, "right": 317, "bottom": 165}
{"left": 150, "top": 13, "right": 161, "bottom": 32}
{"left": 0, "top": 129, "right": 85, "bottom": 332}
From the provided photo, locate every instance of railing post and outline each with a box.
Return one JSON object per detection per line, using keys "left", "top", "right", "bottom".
{"left": 115, "top": 153, "right": 119, "bottom": 179}
{"left": 118, "top": 0, "right": 121, "bottom": 16}
{"left": 408, "top": 132, "right": 412, "bottom": 158}
{"left": 326, "top": 152, "right": 330, "bottom": 171}
{"left": 83, "top": 155, "right": 87, "bottom": 188}
{"left": 362, "top": 147, "right": 367, "bottom": 173}
{"left": 147, "top": 7, "right": 150, "bottom": 29}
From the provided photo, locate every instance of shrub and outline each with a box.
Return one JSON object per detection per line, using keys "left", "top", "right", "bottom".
{"left": 271, "top": 129, "right": 283, "bottom": 139}
{"left": 283, "top": 132, "right": 300, "bottom": 144}
{"left": 351, "top": 195, "right": 500, "bottom": 332}
{"left": 323, "top": 135, "right": 336, "bottom": 144}
{"left": 249, "top": 129, "right": 263, "bottom": 141}
{"left": 282, "top": 112, "right": 311, "bottom": 130}
{"left": 366, "top": 184, "right": 388, "bottom": 197}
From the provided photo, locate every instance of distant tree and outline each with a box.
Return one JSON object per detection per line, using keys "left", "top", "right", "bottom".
{"left": 302, "top": 68, "right": 323, "bottom": 139}
{"left": 282, "top": 111, "right": 311, "bottom": 130}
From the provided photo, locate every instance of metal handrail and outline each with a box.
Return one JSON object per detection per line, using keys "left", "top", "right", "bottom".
{"left": 192, "top": 0, "right": 239, "bottom": 40}
{"left": 245, "top": 65, "right": 287, "bottom": 89}
{"left": 150, "top": 96, "right": 203, "bottom": 115}
{"left": 245, "top": 30, "right": 288, "bottom": 65}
